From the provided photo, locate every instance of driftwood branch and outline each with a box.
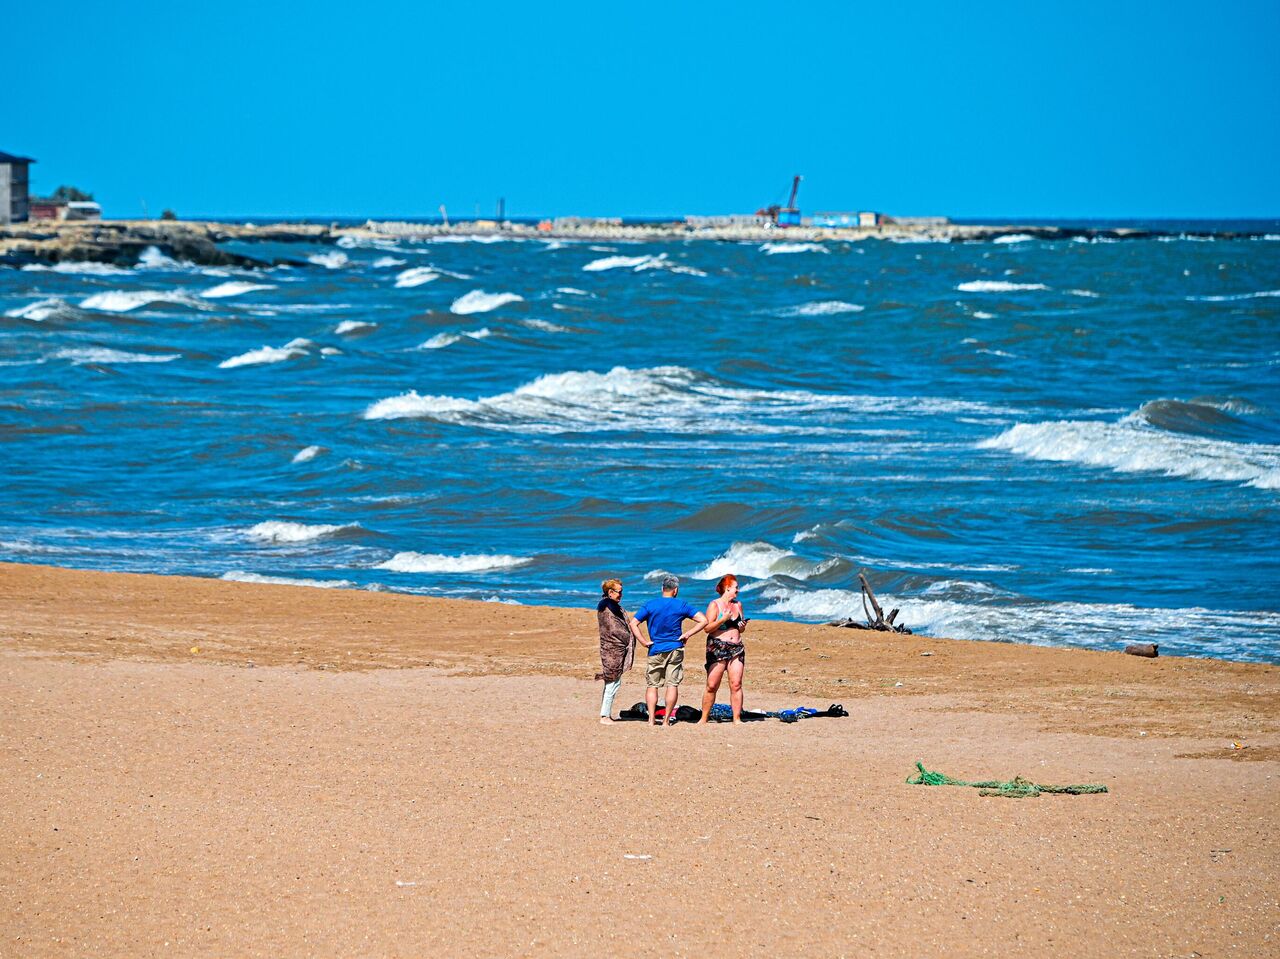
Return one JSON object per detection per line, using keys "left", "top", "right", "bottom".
{"left": 827, "top": 570, "right": 912, "bottom": 634}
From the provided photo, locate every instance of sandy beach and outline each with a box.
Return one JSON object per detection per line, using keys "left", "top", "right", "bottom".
{"left": 1, "top": 562, "right": 1277, "bottom": 957}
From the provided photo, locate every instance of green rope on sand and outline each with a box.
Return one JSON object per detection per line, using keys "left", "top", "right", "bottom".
{"left": 906, "top": 761, "right": 1108, "bottom": 799}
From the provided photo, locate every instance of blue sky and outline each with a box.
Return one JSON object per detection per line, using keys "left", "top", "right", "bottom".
{"left": 7, "top": 1, "right": 1279, "bottom": 219}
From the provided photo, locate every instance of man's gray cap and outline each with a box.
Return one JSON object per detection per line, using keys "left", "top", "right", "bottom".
{"left": 661, "top": 574, "right": 680, "bottom": 591}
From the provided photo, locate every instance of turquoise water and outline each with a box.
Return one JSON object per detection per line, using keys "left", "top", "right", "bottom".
{"left": 2, "top": 231, "right": 1278, "bottom": 661}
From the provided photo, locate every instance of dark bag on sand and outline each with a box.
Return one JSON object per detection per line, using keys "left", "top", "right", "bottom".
{"left": 616, "top": 703, "right": 703, "bottom": 723}
{"left": 618, "top": 702, "right": 649, "bottom": 721}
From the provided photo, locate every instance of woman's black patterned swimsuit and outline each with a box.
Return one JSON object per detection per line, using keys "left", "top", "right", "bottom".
{"left": 705, "top": 600, "right": 745, "bottom": 670}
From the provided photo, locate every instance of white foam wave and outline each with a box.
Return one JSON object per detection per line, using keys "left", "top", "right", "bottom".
{"left": 451, "top": 290, "right": 523, "bottom": 314}
{"left": 972, "top": 311, "right": 996, "bottom": 319}
{"left": 419, "top": 327, "right": 492, "bottom": 349}
{"left": 308, "top": 251, "right": 349, "bottom": 269}
{"left": 1187, "top": 290, "right": 1280, "bottom": 302}
{"left": 362, "top": 365, "right": 1019, "bottom": 429}
{"left": 376, "top": 551, "right": 531, "bottom": 573}
{"left": 1067, "top": 289, "right": 1100, "bottom": 298}
{"left": 758, "top": 584, "right": 1280, "bottom": 659}
{"left": 992, "top": 233, "right": 1035, "bottom": 244}
{"left": 956, "top": 280, "right": 1049, "bottom": 293}
{"left": 5, "top": 297, "right": 68, "bottom": 320}
{"left": 222, "top": 571, "right": 354, "bottom": 589}
{"left": 522, "top": 318, "right": 571, "bottom": 333}
{"left": 335, "top": 319, "right": 377, "bottom": 334}
{"left": 980, "top": 416, "right": 1280, "bottom": 490}
{"left": 137, "top": 246, "right": 182, "bottom": 269}
{"left": 372, "top": 256, "right": 407, "bottom": 268}
{"left": 218, "top": 343, "right": 308, "bottom": 369}
{"left": 394, "top": 266, "right": 440, "bottom": 288}
{"left": 292, "top": 445, "right": 324, "bottom": 464}
{"left": 582, "top": 253, "right": 705, "bottom": 275}
{"left": 52, "top": 347, "right": 180, "bottom": 365}
{"left": 777, "top": 300, "right": 864, "bottom": 317}
{"left": 80, "top": 290, "right": 209, "bottom": 313}
{"left": 22, "top": 260, "right": 133, "bottom": 275}
{"left": 246, "top": 521, "right": 360, "bottom": 544}
{"left": 693, "top": 541, "right": 835, "bottom": 581}
{"left": 760, "top": 242, "right": 828, "bottom": 255}
{"left": 201, "top": 280, "right": 276, "bottom": 299}
{"left": 556, "top": 287, "right": 589, "bottom": 295}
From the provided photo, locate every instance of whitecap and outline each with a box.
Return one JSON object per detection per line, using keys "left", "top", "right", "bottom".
{"left": 693, "top": 541, "right": 831, "bottom": 581}
{"left": 218, "top": 344, "right": 307, "bottom": 369}
{"left": 556, "top": 287, "right": 589, "bottom": 295}
{"left": 22, "top": 261, "right": 132, "bottom": 276}
{"left": 308, "top": 251, "right": 349, "bottom": 269}
{"left": 52, "top": 347, "right": 180, "bottom": 365}
{"left": 292, "top": 445, "right": 324, "bottom": 464}
{"left": 956, "top": 280, "right": 1049, "bottom": 293}
{"left": 394, "top": 266, "right": 440, "bottom": 288}
{"left": 972, "top": 311, "right": 996, "bottom": 319}
{"left": 522, "top": 318, "right": 571, "bottom": 333}
{"left": 776, "top": 300, "right": 864, "bottom": 317}
{"left": 760, "top": 242, "right": 828, "bottom": 255}
{"left": 451, "top": 290, "right": 523, "bottom": 314}
{"left": 335, "top": 320, "right": 377, "bottom": 335}
{"left": 1187, "top": 290, "right": 1280, "bottom": 302}
{"left": 222, "top": 571, "right": 354, "bottom": 589}
{"left": 137, "top": 246, "right": 182, "bottom": 269}
{"left": 80, "top": 290, "right": 209, "bottom": 313}
{"left": 5, "top": 297, "right": 69, "bottom": 321}
{"left": 992, "top": 233, "right": 1035, "bottom": 244}
{"left": 376, "top": 551, "right": 531, "bottom": 573}
{"left": 201, "top": 280, "right": 277, "bottom": 299}
{"left": 246, "top": 521, "right": 360, "bottom": 544}
{"left": 582, "top": 253, "right": 705, "bottom": 275}
{"left": 372, "top": 256, "right": 407, "bottom": 268}
{"left": 362, "top": 365, "right": 1020, "bottom": 429}
{"left": 419, "top": 328, "right": 492, "bottom": 349}
{"left": 1067, "top": 289, "right": 1101, "bottom": 298}
{"left": 979, "top": 416, "right": 1280, "bottom": 490}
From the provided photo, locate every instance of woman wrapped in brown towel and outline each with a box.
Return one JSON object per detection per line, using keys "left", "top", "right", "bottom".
{"left": 596, "top": 578, "right": 637, "bottom": 723}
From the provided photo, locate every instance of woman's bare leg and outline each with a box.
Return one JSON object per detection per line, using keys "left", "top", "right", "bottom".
{"left": 727, "top": 658, "right": 745, "bottom": 723}
{"left": 699, "top": 661, "right": 726, "bottom": 723}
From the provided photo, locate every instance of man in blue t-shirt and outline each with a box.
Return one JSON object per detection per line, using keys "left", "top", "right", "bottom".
{"left": 631, "top": 575, "right": 707, "bottom": 727}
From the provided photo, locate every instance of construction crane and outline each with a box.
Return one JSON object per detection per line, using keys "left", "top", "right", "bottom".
{"left": 756, "top": 175, "right": 803, "bottom": 227}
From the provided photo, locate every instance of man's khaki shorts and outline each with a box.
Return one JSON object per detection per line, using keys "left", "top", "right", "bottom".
{"left": 645, "top": 649, "right": 685, "bottom": 688}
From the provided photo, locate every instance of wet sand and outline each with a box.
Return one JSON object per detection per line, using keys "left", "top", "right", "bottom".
{"left": 2, "top": 562, "right": 1277, "bottom": 957}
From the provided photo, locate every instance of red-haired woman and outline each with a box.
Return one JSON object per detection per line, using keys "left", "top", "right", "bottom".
{"left": 697, "top": 573, "right": 748, "bottom": 723}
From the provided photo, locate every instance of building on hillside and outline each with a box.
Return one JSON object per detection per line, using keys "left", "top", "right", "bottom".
{"left": 29, "top": 198, "right": 67, "bottom": 220}
{"left": 0, "top": 150, "right": 35, "bottom": 225}
{"left": 63, "top": 200, "right": 102, "bottom": 221}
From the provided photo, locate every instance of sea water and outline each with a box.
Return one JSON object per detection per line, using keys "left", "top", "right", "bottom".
{"left": 2, "top": 229, "right": 1278, "bottom": 662}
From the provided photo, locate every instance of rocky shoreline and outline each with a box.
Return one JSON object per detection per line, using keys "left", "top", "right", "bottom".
{"left": 0, "top": 217, "right": 1264, "bottom": 270}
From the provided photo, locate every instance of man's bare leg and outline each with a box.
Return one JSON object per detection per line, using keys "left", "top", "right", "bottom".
{"left": 664, "top": 684, "right": 679, "bottom": 725}
{"left": 645, "top": 685, "right": 659, "bottom": 726}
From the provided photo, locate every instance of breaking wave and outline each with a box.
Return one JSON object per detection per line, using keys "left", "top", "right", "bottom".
{"left": 451, "top": 290, "right": 523, "bottom": 314}
{"left": 777, "top": 300, "right": 864, "bottom": 317}
{"left": 335, "top": 320, "right": 377, "bottom": 334}
{"left": 218, "top": 342, "right": 309, "bottom": 369}
{"left": 308, "top": 251, "right": 349, "bottom": 269}
{"left": 956, "top": 280, "right": 1049, "bottom": 293}
{"left": 582, "top": 253, "right": 706, "bottom": 276}
{"left": 291, "top": 445, "right": 324, "bottom": 464}
{"left": 80, "top": 290, "right": 209, "bottom": 313}
{"left": 394, "top": 266, "right": 439, "bottom": 288}
{"left": 201, "top": 280, "right": 276, "bottom": 299}
{"left": 693, "top": 541, "right": 839, "bottom": 581}
{"left": 52, "top": 347, "right": 180, "bottom": 365}
{"left": 419, "top": 328, "right": 492, "bottom": 349}
{"left": 246, "top": 521, "right": 362, "bottom": 543}
{"left": 376, "top": 551, "right": 531, "bottom": 573}
{"left": 5, "top": 297, "right": 77, "bottom": 321}
{"left": 22, "top": 260, "right": 133, "bottom": 275}
{"left": 222, "top": 571, "right": 355, "bottom": 589}
{"left": 362, "top": 365, "right": 1014, "bottom": 431}
{"left": 992, "top": 233, "right": 1035, "bottom": 244}
{"left": 980, "top": 400, "right": 1280, "bottom": 490}
{"left": 760, "top": 242, "right": 828, "bottom": 255}
{"left": 1187, "top": 289, "right": 1280, "bottom": 302}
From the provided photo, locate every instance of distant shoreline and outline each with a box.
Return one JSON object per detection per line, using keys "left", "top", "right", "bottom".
{"left": 2, "top": 217, "right": 1275, "bottom": 270}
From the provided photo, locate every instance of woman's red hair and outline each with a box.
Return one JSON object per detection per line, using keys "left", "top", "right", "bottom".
{"left": 715, "top": 574, "right": 737, "bottom": 595}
